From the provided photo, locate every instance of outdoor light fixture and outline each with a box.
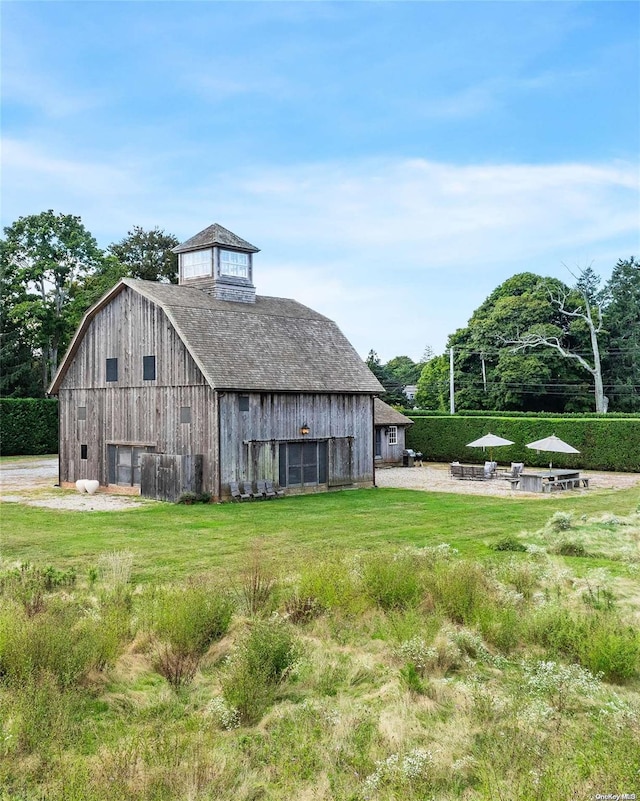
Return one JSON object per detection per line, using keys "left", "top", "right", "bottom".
{"left": 300, "top": 423, "right": 310, "bottom": 436}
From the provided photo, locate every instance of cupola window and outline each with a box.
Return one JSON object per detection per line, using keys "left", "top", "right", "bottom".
{"left": 181, "top": 249, "right": 212, "bottom": 279}
{"left": 220, "top": 250, "right": 249, "bottom": 278}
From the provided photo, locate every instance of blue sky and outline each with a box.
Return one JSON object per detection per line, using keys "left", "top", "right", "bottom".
{"left": 2, "top": 1, "right": 639, "bottom": 362}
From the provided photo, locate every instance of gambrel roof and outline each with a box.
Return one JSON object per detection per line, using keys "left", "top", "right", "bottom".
{"left": 373, "top": 398, "right": 414, "bottom": 427}
{"left": 49, "top": 279, "right": 383, "bottom": 395}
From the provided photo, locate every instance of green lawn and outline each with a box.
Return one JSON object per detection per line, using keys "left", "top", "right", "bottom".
{"left": 2, "top": 485, "right": 640, "bottom": 800}
{"left": 2, "top": 485, "right": 639, "bottom": 583}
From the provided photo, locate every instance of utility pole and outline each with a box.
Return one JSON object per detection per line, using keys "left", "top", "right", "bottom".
{"left": 449, "top": 347, "right": 455, "bottom": 414}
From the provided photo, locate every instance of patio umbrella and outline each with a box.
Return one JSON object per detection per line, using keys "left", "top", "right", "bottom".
{"left": 525, "top": 434, "right": 580, "bottom": 470}
{"left": 466, "top": 433, "right": 515, "bottom": 461}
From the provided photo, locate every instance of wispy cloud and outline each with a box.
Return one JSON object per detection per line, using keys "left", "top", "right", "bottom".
{"left": 2, "top": 140, "right": 637, "bottom": 358}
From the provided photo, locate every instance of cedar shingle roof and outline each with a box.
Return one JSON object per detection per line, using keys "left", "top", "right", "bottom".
{"left": 49, "top": 279, "right": 384, "bottom": 395}
{"left": 172, "top": 224, "right": 260, "bottom": 254}
{"left": 374, "top": 398, "right": 414, "bottom": 426}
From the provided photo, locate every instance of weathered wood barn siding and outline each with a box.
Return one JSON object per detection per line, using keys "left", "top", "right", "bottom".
{"left": 57, "top": 288, "right": 219, "bottom": 492}
{"left": 218, "top": 392, "right": 374, "bottom": 494}
{"left": 376, "top": 426, "right": 407, "bottom": 465}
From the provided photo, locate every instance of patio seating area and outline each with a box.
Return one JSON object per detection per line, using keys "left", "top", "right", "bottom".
{"left": 374, "top": 463, "right": 639, "bottom": 497}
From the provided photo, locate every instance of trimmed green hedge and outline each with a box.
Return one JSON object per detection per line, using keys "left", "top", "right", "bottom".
{"left": 0, "top": 399, "right": 58, "bottom": 456}
{"left": 406, "top": 415, "right": 640, "bottom": 472}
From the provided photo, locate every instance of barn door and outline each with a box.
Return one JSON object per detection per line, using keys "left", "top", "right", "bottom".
{"left": 140, "top": 453, "right": 204, "bottom": 502}
{"left": 328, "top": 437, "right": 353, "bottom": 487}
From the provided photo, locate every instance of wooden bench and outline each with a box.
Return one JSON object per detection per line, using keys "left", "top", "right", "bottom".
{"left": 544, "top": 478, "right": 586, "bottom": 492}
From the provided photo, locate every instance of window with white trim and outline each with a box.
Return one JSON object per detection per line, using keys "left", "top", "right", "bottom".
{"left": 181, "top": 249, "right": 212, "bottom": 278}
{"left": 388, "top": 426, "right": 398, "bottom": 445}
{"left": 220, "top": 249, "right": 249, "bottom": 278}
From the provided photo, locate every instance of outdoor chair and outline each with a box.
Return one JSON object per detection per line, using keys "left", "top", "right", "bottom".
{"left": 498, "top": 462, "right": 524, "bottom": 480}
{"left": 241, "top": 481, "right": 257, "bottom": 500}
{"left": 265, "top": 479, "right": 285, "bottom": 498}
{"left": 255, "top": 479, "right": 270, "bottom": 499}
{"left": 484, "top": 461, "right": 498, "bottom": 478}
{"left": 229, "top": 481, "right": 251, "bottom": 502}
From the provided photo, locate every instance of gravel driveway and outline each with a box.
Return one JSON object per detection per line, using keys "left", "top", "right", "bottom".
{"left": 0, "top": 455, "right": 145, "bottom": 511}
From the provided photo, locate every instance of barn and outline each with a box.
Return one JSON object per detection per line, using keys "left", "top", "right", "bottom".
{"left": 49, "top": 224, "right": 383, "bottom": 501}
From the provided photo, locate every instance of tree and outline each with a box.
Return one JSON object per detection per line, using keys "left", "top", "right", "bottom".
{"left": 447, "top": 273, "right": 592, "bottom": 413}
{"left": 505, "top": 268, "right": 608, "bottom": 413}
{"left": 415, "top": 354, "right": 449, "bottom": 410}
{"left": 385, "top": 355, "right": 421, "bottom": 387}
{"left": 1, "top": 211, "right": 102, "bottom": 393}
{"left": 108, "top": 226, "right": 179, "bottom": 283}
{"left": 601, "top": 257, "right": 640, "bottom": 411}
{"left": 365, "top": 350, "right": 407, "bottom": 405}
{"left": 0, "top": 240, "right": 41, "bottom": 396}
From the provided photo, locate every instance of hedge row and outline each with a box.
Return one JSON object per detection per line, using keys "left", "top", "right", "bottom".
{"left": 402, "top": 409, "right": 638, "bottom": 419}
{"left": 0, "top": 399, "right": 58, "bottom": 456}
{"left": 406, "top": 415, "right": 640, "bottom": 473}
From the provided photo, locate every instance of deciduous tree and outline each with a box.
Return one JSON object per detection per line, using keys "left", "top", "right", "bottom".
{"left": 505, "top": 268, "right": 608, "bottom": 413}
{"left": 1, "top": 211, "right": 101, "bottom": 393}
{"left": 108, "top": 226, "right": 179, "bottom": 283}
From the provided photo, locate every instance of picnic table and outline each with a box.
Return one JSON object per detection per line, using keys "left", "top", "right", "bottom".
{"left": 517, "top": 469, "right": 588, "bottom": 493}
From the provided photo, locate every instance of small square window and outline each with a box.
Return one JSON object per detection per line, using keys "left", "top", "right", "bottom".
{"left": 239, "top": 395, "right": 249, "bottom": 412}
{"left": 143, "top": 355, "right": 156, "bottom": 381}
{"left": 78, "top": 406, "right": 86, "bottom": 421}
{"left": 81, "top": 444, "right": 88, "bottom": 460}
{"left": 106, "top": 358, "right": 118, "bottom": 382}
{"left": 180, "top": 406, "right": 191, "bottom": 424}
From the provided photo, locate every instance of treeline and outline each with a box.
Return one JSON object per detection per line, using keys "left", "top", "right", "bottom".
{"left": 1, "top": 211, "right": 179, "bottom": 398}
{"left": 374, "top": 264, "right": 640, "bottom": 413}
{"left": 3, "top": 211, "right": 638, "bottom": 414}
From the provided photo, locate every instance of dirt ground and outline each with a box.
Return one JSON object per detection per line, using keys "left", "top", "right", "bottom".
{"left": 0, "top": 456, "right": 145, "bottom": 511}
{"left": 1, "top": 456, "right": 639, "bottom": 512}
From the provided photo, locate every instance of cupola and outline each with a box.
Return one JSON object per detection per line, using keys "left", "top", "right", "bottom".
{"left": 172, "top": 223, "right": 260, "bottom": 303}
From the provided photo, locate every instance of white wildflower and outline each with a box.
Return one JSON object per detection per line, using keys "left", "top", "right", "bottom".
{"left": 205, "top": 697, "right": 240, "bottom": 730}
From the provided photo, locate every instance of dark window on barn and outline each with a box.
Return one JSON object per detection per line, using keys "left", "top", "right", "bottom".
{"left": 180, "top": 406, "right": 192, "bottom": 424}
{"left": 143, "top": 355, "right": 156, "bottom": 381}
{"left": 106, "top": 358, "right": 118, "bottom": 382}
{"left": 375, "top": 428, "right": 382, "bottom": 458}
{"left": 80, "top": 444, "right": 88, "bottom": 460}
{"left": 239, "top": 395, "right": 249, "bottom": 412}
{"left": 278, "top": 441, "right": 327, "bottom": 487}
{"left": 78, "top": 406, "right": 86, "bottom": 421}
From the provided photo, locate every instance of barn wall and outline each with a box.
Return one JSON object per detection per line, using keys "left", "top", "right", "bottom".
{"left": 58, "top": 385, "right": 219, "bottom": 491}
{"left": 62, "top": 288, "right": 207, "bottom": 390}
{"left": 218, "top": 392, "right": 374, "bottom": 494}
{"left": 58, "top": 288, "right": 219, "bottom": 493}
